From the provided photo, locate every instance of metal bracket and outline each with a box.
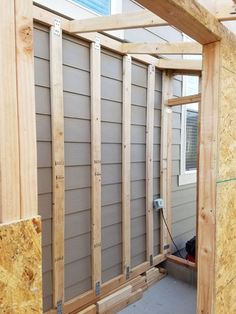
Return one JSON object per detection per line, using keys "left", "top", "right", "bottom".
{"left": 95, "top": 281, "right": 101, "bottom": 296}
{"left": 95, "top": 36, "right": 101, "bottom": 50}
{"left": 149, "top": 63, "right": 155, "bottom": 73}
{"left": 125, "top": 266, "right": 130, "bottom": 280}
{"left": 54, "top": 19, "right": 61, "bottom": 36}
{"left": 57, "top": 300, "right": 63, "bottom": 314}
{"left": 150, "top": 254, "right": 153, "bottom": 266}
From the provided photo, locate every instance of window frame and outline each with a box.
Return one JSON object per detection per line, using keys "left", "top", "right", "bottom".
{"left": 67, "top": 0, "right": 114, "bottom": 16}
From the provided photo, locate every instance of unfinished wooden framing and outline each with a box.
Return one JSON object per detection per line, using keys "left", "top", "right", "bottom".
{"left": 1, "top": 0, "right": 236, "bottom": 313}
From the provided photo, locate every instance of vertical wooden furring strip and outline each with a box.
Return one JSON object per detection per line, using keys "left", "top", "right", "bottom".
{"left": 50, "top": 21, "right": 65, "bottom": 309}
{"left": 197, "top": 42, "right": 220, "bottom": 314}
{"left": 122, "top": 55, "right": 131, "bottom": 278}
{"left": 0, "top": 0, "right": 20, "bottom": 222}
{"left": 146, "top": 64, "right": 155, "bottom": 265}
{"left": 15, "top": 0, "right": 38, "bottom": 218}
{"left": 160, "top": 71, "right": 172, "bottom": 255}
{"left": 90, "top": 38, "right": 102, "bottom": 294}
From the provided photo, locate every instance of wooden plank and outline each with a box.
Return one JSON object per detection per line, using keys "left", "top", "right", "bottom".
{"left": 166, "top": 254, "right": 196, "bottom": 269}
{"left": 77, "top": 305, "right": 97, "bottom": 314}
{"left": 0, "top": 0, "right": 20, "bottom": 222}
{"left": 50, "top": 22, "right": 65, "bottom": 308}
{"left": 215, "top": 2, "right": 236, "bottom": 21}
{"left": 146, "top": 64, "right": 155, "bottom": 265}
{"left": 63, "top": 254, "right": 165, "bottom": 314}
{"left": 122, "top": 55, "right": 132, "bottom": 279}
{"left": 90, "top": 39, "right": 102, "bottom": 293}
{"left": 156, "top": 59, "right": 202, "bottom": 71}
{"left": 160, "top": 71, "right": 172, "bottom": 255}
{"left": 97, "top": 286, "right": 132, "bottom": 313}
{"left": 15, "top": 0, "right": 38, "bottom": 218}
{"left": 68, "top": 10, "right": 168, "bottom": 33}
{"left": 167, "top": 93, "right": 201, "bottom": 106}
{"left": 197, "top": 41, "right": 220, "bottom": 314}
{"left": 101, "top": 289, "right": 143, "bottom": 314}
{"left": 122, "top": 42, "right": 202, "bottom": 55}
{"left": 135, "top": 0, "right": 234, "bottom": 44}
{"left": 0, "top": 217, "right": 42, "bottom": 312}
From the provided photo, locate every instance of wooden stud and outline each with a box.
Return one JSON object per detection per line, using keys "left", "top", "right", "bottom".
{"left": 167, "top": 93, "right": 201, "bottom": 107}
{"left": 0, "top": 0, "right": 20, "bottom": 223}
{"left": 197, "top": 41, "right": 220, "bottom": 314}
{"left": 122, "top": 55, "right": 132, "bottom": 278}
{"left": 68, "top": 10, "right": 168, "bottom": 33}
{"left": 50, "top": 21, "right": 65, "bottom": 308}
{"left": 146, "top": 64, "right": 155, "bottom": 264}
{"left": 15, "top": 0, "right": 38, "bottom": 218}
{"left": 160, "top": 71, "right": 172, "bottom": 255}
{"left": 122, "top": 42, "right": 202, "bottom": 55}
{"left": 90, "top": 39, "right": 102, "bottom": 293}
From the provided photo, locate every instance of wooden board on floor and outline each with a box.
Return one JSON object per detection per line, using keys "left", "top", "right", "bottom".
{"left": 0, "top": 217, "right": 42, "bottom": 312}
{"left": 97, "top": 286, "right": 132, "bottom": 313}
{"left": 77, "top": 304, "right": 97, "bottom": 314}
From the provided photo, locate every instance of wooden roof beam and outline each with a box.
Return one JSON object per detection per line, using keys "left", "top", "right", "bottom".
{"left": 122, "top": 41, "right": 202, "bottom": 55}
{"left": 154, "top": 59, "right": 202, "bottom": 72}
{"left": 68, "top": 10, "right": 168, "bottom": 33}
{"left": 135, "top": 0, "right": 236, "bottom": 44}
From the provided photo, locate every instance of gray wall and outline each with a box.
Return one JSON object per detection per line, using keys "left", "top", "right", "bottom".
{"left": 123, "top": 0, "right": 196, "bottom": 253}
{"left": 34, "top": 5, "right": 196, "bottom": 310}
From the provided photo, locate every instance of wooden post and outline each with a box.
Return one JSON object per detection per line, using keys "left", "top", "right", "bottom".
{"left": 146, "top": 64, "right": 155, "bottom": 264}
{"left": 122, "top": 55, "right": 131, "bottom": 278}
{"left": 15, "top": 0, "right": 38, "bottom": 218}
{"left": 50, "top": 21, "right": 65, "bottom": 308}
{"left": 160, "top": 71, "right": 172, "bottom": 254}
{"left": 0, "top": 0, "right": 20, "bottom": 223}
{"left": 90, "top": 38, "right": 102, "bottom": 294}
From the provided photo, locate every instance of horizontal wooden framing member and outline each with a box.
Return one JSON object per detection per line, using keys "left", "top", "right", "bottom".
{"left": 44, "top": 254, "right": 166, "bottom": 314}
{"left": 33, "top": 5, "right": 202, "bottom": 72}
{"left": 166, "top": 254, "right": 196, "bottom": 270}
{"left": 167, "top": 93, "right": 201, "bottom": 106}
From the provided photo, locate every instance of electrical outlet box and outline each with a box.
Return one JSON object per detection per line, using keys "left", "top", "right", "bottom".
{"left": 153, "top": 198, "right": 164, "bottom": 210}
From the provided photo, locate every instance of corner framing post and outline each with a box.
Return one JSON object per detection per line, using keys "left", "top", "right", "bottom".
{"left": 50, "top": 19, "right": 65, "bottom": 309}
{"left": 160, "top": 71, "right": 172, "bottom": 255}
{"left": 90, "top": 37, "right": 102, "bottom": 294}
{"left": 122, "top": 55, "right": 131, "bottom": 279}
{"left": 146, "top": 64, "right": 155, "bottom": 265}
{"left": 0, "top": 0, "right": 42, "bottom": 312}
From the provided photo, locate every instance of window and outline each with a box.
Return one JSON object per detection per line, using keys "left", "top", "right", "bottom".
{"left": 185, "top": 110, "right": 198, "bottom": 171}
{"left": 69, "top": 0, "right": 111, "bottom": 15}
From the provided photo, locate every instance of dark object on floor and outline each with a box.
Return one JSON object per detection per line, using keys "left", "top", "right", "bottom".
{"left": 185, "top": 236, "right": 195, "bottom": 262}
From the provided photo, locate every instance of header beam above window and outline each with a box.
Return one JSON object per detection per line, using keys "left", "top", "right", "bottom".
{"left": 68, "top": 10, "right": 168, "bottom": 33}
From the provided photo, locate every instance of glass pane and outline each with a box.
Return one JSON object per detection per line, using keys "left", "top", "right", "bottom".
{"left": 71, "top": 0, "right": 111, "bottom": 15}
{"left": 185, "top": 110, "right": 198, "bottom": 171}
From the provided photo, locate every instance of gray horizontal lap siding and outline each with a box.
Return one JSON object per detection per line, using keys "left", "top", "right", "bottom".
{"left": 101, "top": 50, "right": 123, "bottom": 283}
{"left": 34, "top": 26, "right": 53, "bottom": 312}
{"left": 63, "top": 35, "right": 92, "bottom": 301}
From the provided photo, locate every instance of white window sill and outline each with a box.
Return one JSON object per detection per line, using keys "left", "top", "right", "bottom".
{"left": 178, "top": 171, "right": 197, "bottom": 186}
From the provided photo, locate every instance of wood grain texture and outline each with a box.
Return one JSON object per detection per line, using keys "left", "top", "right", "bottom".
{"left": 91, "top": 41, "right": 102, "bottom": 290}
{"left": 77, "top": 304, "right": 97, "bottom": 314}
{"left": 197, "top": 41, "right": 220, "bottom": 314}
{"left": 146, "top": 64, "right": 155, "bottom": 263}
{"left": 122, "top": 55, "right": 131, "bottom": 277}
{"left": 167, "top": 93, "right": 201, "bottom": 106}
{"left": 15, "top": 0, "right": 38, "bottom": 218}
{"left": 160, "top": 71, "right": 172, "bottom": 255}
{"left": 50, "top": 24, "right": 65, "bottom": 307}
{"left": 0, "top": 0, "right": 20, "bottom": 222}
{"left": 0, "top": 217, "right": 42, "bottom": 312}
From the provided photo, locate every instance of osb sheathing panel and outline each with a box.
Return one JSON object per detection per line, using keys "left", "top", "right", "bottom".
{"left": 0, "top": 217, "right": 42, "bottom": 313}
{"left": 216, "top": 276, "right": 236, "bottom": 314}
{"left": 218, "top": 47, "right": 236, "bottom": 180}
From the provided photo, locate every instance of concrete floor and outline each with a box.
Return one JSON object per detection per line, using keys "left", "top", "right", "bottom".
{"left": 118, "top": 275, "right": 196, "bottom": 314}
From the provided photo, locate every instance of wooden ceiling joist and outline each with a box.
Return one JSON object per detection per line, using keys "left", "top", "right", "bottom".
{"left": 122, "top": 41, "right": 202, "bottom": 55}
{"left": 68, "top": 10, "right": 168, "bottom": 33}
{"left": 135, "top": 0, "right": 235, "bottom": 44}
{"left": 155, "top": 59, "right": 202, "bottom": 72}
